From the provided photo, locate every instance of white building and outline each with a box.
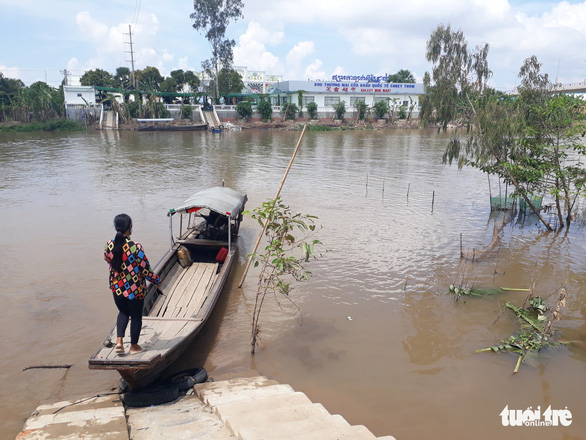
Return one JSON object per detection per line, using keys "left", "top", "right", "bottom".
{"left": 273, "top": 78, "right": 424, "bottom": 115}
{"left": 63, "top": 85, "right": 101, "bottom": 121}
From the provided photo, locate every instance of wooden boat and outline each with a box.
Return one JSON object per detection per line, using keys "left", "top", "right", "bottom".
{"left": 89, "top": 186, "right": 247, "bottom": 390}
{"left": 137, "top": 123, "right": 209, "bottom": 132}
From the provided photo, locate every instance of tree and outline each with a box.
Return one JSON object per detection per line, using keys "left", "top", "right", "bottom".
{"left": 387, "top": 69, "right": 416, "bottom": 83}
{"left": 236, "top": 100, "right": 252, "bottom": 121}
{"left": 306, "top": 101, "right": 318, "bottom": 120}
{"left": 191, "top": 0, "right": 244, "bottom": 103}
{"left": 0, "top": 73, "right": 25, "bottom": 121}
{"left": 184, "top": 70, "right": 201, "bottom": 94}
{"left": 160, "top": 77, "right": 179, "bottom": 103}
{"left": 426, "top": 24, "right": 586, "bottom": 231}
{"left": 135, "top": 66, "right": 163, "bottom": 90}
{"left": 211, "top": 67, "right": 244, "bottom": 99}
{"left": 80, "top": 68, "right": 114, "bottom": 88}
{"left": 354, "top": 100, "right": 367, "bottom": 120}
{"left": 170, "top": 69, "right": 186, "bottom": 91}
{"left": 257, "top": 96, "right": 272, "bottom": 122}
{"left": 247, "top": 197, "right": 322, "bottom": 354}
{"left": 114, "top": 67, "right": 132, "bottom": 90}
{"left": 421, "top": 24, "right": 491, "bottom": 130}
{"left": 333, "top": 100, "right": 346, "bottom": 120}
{"left": 373, "top": 99, "right": 389, "bottom": 119}
{"left": 283, "top": 102, "right": 298, "bottom": 120}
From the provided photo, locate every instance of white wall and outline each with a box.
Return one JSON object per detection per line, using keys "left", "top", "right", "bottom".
{"left": 63, "top": 86, "right": 96, "bottom": 106}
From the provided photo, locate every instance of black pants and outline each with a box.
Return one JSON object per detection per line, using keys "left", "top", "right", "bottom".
{"left": 112, "top": 293, "right": 144, "bottom": 345}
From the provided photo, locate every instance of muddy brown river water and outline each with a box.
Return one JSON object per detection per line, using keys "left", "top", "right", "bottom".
{"left": 1, "top": 128, "right": 585, "bottom": 439}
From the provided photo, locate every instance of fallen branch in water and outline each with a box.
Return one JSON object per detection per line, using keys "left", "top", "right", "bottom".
{"left": 23, "top": 364, "right": 72, "bottom": 371}
{"left": 461, "top": 210, "right": 514, "bottom": 261}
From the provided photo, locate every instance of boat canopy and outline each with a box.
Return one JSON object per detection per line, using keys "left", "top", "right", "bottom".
{"left": 170, "top": 186, "right": 248, "bottom": 218}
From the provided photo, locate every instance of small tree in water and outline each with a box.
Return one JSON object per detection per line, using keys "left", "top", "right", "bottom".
{"left": 247, "top": 197, "right": 323, "bottom": 354}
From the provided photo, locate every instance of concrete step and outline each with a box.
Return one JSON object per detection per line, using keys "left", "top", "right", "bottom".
{"left": 237, "top": 415, "right": 378, "bottom": 440}
{"left": 216, "top": 392, "right": 332, "bottom": 438}
{"left": 16, "top": 394, "right": 128, "bottom": 440}
{"left": 126, "top": 395, "right": 235, "bottom": 440}
{"left": 196, "top": 379, "right": 293, "bottom": 408}
{"left": 194, "top": 377, "right": 388, "bottom": 440}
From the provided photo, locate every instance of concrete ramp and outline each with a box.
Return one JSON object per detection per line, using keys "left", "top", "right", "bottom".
{"left": 101, "top": 110, "right": 117, "bottom": 129}
{"left": 202, "top": 110, "right": 220, "bottom": 128}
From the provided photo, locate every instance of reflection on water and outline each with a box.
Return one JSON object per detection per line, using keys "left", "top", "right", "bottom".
{"left": 1, "top": 129, "right": 585, "bottom": 439}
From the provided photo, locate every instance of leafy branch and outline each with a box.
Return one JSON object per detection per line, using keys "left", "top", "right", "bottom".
{"left": 246, "top": 197, "right": 323, "bottom": 354}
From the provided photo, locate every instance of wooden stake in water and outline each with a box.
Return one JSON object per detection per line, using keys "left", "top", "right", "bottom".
{"left": 407, "top": 183, "right": 410, "bottom": 200}
{"left": 238, "top": 124, "right": 307, "bottom": 288}
{"left": 488, "top": 174, "right": 493, "bottom": 211}
{"left": 382, "top": 177, "right": 385, "bottom": 196}
{"left": 432, "top": 191, "right": 435, "bottom": 212}
{"left": 460, "top": 233, "right": 463, "bottom": 258}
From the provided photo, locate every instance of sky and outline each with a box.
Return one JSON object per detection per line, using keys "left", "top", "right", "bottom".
{"left": 1, "top": 0, "right": 585, "bottom": 91}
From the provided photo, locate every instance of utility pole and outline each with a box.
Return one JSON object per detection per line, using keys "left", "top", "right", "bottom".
{"left": 60, "top": 68, "right": 70, "bottom": 86}
{"left": 124, "top": 25, "right": 137, "bottom": 88}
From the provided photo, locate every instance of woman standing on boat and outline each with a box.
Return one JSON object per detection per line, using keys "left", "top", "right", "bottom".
{"left": 104, "top": 214, "right": 160, "bottom": 354}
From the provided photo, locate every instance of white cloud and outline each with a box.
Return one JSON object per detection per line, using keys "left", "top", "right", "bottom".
{"left": 233, "top": 21, "right": 283, "bottom": 72}
{"left": 285, "top": 41, "right": 315, "bottom": 67}
{"left": 4, "top": 0, "right": 586, "bottom": 89}
{"left": 73, "top": 10, "right": 175, "bottom": 75}
{"left": 0, "top": 65, "right": 21, "bottom": 80}
{"left": 304, "top": 59, "right": 326, "bottom": 81}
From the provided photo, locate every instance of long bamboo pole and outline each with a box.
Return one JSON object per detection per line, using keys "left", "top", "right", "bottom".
{"left": 238, "top": 124, "right": 308, "bottom": 288}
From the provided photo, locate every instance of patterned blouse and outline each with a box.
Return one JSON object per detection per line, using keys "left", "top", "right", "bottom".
{"left": 104, "top": 237, "right": 160, "bottom": 300}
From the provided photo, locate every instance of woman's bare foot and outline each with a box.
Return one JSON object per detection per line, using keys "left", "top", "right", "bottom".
{"left": 115, "top": 337, "right": 125, "bottom": 354}
{"left": 129, "top": 344, "right": 143, "bottom": 354}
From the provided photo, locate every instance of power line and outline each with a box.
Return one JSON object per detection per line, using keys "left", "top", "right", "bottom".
{"left": 124, "top": 25, "right": 137, "bottom": 87}
{"left": 132, "top": 0, "right": 141, "bottom": 28}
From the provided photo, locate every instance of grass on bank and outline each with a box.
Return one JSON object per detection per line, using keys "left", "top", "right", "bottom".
{"left": 0, "top": 120, "right": 86, "bottom": 132}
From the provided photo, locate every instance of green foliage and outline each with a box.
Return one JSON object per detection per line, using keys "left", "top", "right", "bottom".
{"left": 373, "top": 100, "right": 388, "bottom": 119}
{"left": 333, "top": 100, "right": 346, "bottom": 120}
{"left": 421, "top": 24, "right": 491, "bottom": 130}
{"left": 354, "top": 100, "right": 368, "bottom": 120}
{"left": 135, "top": 66, "right": 164, "bottom": 90}
{"left": 283, "top": 102, "right": 299, "bottom": 120}
{"left": 0, "top": 119, "right": 85, "bottom": 132}
{"left": 306, "top": 101, "right": 318, "bottom": 120}
{"left": 304, "top": 124, "right": 333, "bottom": 131}
{"left": 246, "top": 197, "right": 323, "bottom": 354}
{"left": 475, "top": 296, "right": 568, "bottom": 374}
{"left": 214, "top": 68, "right": 244, "bottom": 98}
{"left": 257, "top": 97, "right": 273, "bottom": 122}
{"left": 170, "top": 69, "right": 185, "bottom": 88}
{"left": 114, "top": 67, "right": 132, "bottom": 89}
{"left": 80, "top": 69, "right": 114, "bottom": 88}
{"left": 180, "top": 104, "right": 192, "bottom": 120}
{"left": 386, "top": 69, "right": 416, "bottom": 83}
{"left": 236, "top": 101, "right": 252, "bottom": 120}
{"left": 447, "top": 285, "right": 530, "bottom": 298}
{"left": 425, "top": 25, "right": 586, "bottom": 231}
{"left": 183, "top": 71, "right": 201, "bottom": 93}
{"left": 160, "top": 77, "right": 179, "bottom": 103}
{"left": 398, "top": 105, "right": 407, "bottom": 120}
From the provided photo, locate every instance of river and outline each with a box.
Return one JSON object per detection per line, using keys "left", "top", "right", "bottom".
{"left": 1, "top": 128, "right": 585, "bottom": 439}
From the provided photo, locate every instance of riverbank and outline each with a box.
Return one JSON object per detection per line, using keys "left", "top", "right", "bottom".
{"left": 119, "top": 118, "right": 422, "bottom": 132}
{"left": 0, "top": 117, "right": 422, "bottom": 133}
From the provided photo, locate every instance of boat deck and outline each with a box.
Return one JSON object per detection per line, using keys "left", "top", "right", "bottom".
{"left": 89, "top": 262, "right": 218, "bottom": 369}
